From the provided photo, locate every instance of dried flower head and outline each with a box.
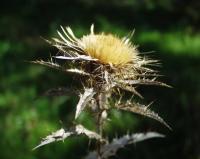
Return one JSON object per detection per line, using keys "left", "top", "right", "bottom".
{"left": 33, "top": 25, "right": 171, "bottom": 158}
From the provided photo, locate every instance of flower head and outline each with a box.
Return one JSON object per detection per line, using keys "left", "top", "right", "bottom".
{"left": 79, "top": 33, "right": 138, "bottom": 66}
{"left": 35, "top": 24, "right": 170, "bottom": 95}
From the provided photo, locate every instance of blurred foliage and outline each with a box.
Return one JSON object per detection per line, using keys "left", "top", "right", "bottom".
{"left": 0, "top": 0, "right": 200, "bottom": 159}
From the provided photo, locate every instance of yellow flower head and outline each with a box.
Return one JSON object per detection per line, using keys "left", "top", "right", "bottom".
{"left": 79, "top": 33, "right": 138, "bottom": 66}
{"left": 53, "top": 25, "right": 139, "bottom": 68}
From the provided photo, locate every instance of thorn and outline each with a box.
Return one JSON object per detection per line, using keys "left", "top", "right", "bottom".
{"left": 146, "top": 100, "right": 155, "bottom": 109}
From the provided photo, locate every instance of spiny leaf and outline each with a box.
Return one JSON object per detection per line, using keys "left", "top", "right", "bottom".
{"left": 101, "top": 132, "right": 164, "bottom": 158}
{"left": 33, "top": 128, "right": 73, "bottom": 150}
{"left": 85, "top": 132, "right": 164, "bottom": 159}
{"left": 33, "top": 124, "right": 105, "bottom": 150}
{"left": 75, "top": 125, "right": 105, "bottom": 142}
{"left": 75, "top": 88, "right": 96, "bottom": 119}
{"left": 117, "top": 102, "right": 172, "bottom": 130}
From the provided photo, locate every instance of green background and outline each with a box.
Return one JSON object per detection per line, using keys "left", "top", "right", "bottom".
{"left": 0, "top": 0, "right": 200, "bottom": 159}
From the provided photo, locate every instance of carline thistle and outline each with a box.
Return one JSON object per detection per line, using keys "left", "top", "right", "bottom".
{"left": 33, "top": 24, "right": 171, "bottom": 159}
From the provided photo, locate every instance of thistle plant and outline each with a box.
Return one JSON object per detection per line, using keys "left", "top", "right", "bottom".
{"left": 33, "top": 25, "right": 171, "bottom": 159}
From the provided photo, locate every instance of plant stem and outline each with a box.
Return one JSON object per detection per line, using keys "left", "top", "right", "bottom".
{"left": 96, "top": 90, "right": 109, "bottom": 159}
{"left": 97, "top": 91, "right": 107, "bottom": 159}
{"left": 96, "top": 93, "right": 102, "bottom": 159}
